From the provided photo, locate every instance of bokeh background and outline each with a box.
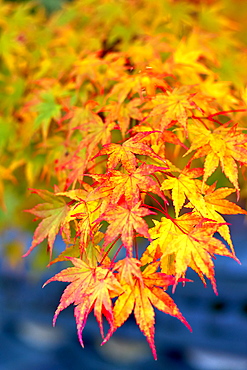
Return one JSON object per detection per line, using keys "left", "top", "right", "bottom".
{"left": 1, "top": 0, "right": 247, "bottom": 369}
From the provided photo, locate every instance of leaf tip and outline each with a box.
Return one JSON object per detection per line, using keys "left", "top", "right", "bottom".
{"left": 52, "top": 314, "right": 58, "bottom": 327}
{"left": 233, "top": 254, "right": 241, "bottom": 265}
{"left": 181, "top": 316, "right": 192, "bottom": 333}
{"left": 22, "top": 250, "right": 30, "bottom": 258}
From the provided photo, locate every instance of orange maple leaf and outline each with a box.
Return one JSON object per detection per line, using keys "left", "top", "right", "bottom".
{"left": 113, "top": 257, "right": 143, "bottom": 286}
{"left": 56, "top": 104, "right": 115, "bottom": 188}
{"left": 93, "top": 132, "right": 166, "bottom": 172}
{"left": 95, "top": 201, "right": 155, "bottom": 256}
{"left": 61, "top": 197, "right": 101, "bottom": 251}
{"left": 105, "top": 98, "right": 143, "bottom": 136}
{"left": 43, "top": 258, "right": 123, "bottom": 347}
{"left": 107, "top": 261, "right": 191, "bottom": 360}
{"left": 90, "top": 163, "right": 167, "bottom": 207}
{"left": 147, "top": 87, "right": 200, "bottom": 132}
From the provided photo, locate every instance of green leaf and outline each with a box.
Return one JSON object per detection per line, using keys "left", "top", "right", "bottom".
{"left": 34, "top": 92, "right": 61, "bottom": 139}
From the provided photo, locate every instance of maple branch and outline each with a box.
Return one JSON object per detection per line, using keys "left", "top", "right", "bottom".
{"left": 208, "top": 109, "right": 247, "bottom": 119}
{"left": 106, "top": 243, "right": 125, "bottom": 275}
{"left": 192, "top": 109, "right": 247, "bottom": 127}
{"left": 150, "top": 172, "right": 162, "bottom": 187}
{"left": 86, "top": 158, "right": 108, "bottom": 173}
{"left": 134, "top": 230, "right": 138, "bottom": 259}
{"left": 145, "top": 192, "right": 168, "bottom": 215}
{"left": 190, "top": 115, "right": 210, "bottom": 130}
{"left": 100, "top": 235, "right": 121, "bottom": 265}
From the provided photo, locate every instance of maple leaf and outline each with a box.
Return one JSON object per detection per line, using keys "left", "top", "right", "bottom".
{"left": 147, "top": 87, "right": 201, "bottom": 133}
{"left": 75, "top": 112, "right": 116, "bottom": 158}
{"left": 200, "top": 76, "right": 238, "bottom": 111}
{"left": 185, "top": 122, "right": 247, "bottom": 196}
{"left": 161, "top": 167, "right": 206, "bottom": 217}
{"left": 161, "top": 129, "right": 188, "bottom": 150}
{"left": 172, "top": 36, "right": 211, "bottom": 82}
{"left": 203, "top": 185, "right": 247, "bottom": 216}
{"left": 63, "top": 198, "right": 101, "bottom": 251}
{"left": 108, "top": 71, "right": 167, "bottom": 104}
{"left": 23, "top": 189, "right": 69, "bottom": 258}
{"left": 185, "top": 184, "right": 247, "bottom": 252}
{"left": 95, "top": 201, "right": 155, "bottom": 256}
{"left": 59, "top": 152, "right": 89, "bottom": 190}
{"left": 90, "top": 163, "right": 167, "bottom": 207}
{"left": 141, "top": 213, "right": 201, "bottom": 266}
{"left": 33, "top": 92, "right": 61, "bottom": 140}
{"left": 43, "top": 258, "right": 123, "bottom": 347}
{"left": 146, "top": 214, "right": 238, "bottom": 293}
{"left": 49, "top": 231, "right": 108, "bottom": 269}
{"left": 105, "top": 98, "right": 143, "bottom": 136}
{"left": 55, "top": 102, "right": 116, "bottom": 188}
{"left": 93, "top": 132, "right": 166, "bottom": 172}
{"left": 107, "top": 261, "right": 191, "bottom": 360}
{"left": 58, "top": 123, "right": 116, "bottom": 189}
{"left": 113, "top": 257, "right": 143, "bottom": 286}
{"left": 55, "top": 187, "right": 115, "bottom": 254}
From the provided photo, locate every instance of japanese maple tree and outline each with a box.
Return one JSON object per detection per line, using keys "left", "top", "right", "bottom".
{"left": 2, "top": 0, "right": 247, "bottom": 360}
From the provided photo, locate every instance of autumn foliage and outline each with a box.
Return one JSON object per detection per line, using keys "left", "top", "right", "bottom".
{"left": 2, "top": 0, "right": 247, "bottom": 360}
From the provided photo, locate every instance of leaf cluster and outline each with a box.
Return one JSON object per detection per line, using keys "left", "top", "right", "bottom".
{"left": 1, "top": 0, "right": 247, "bottom": 359}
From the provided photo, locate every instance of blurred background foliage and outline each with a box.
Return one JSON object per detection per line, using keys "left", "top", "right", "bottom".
{"left": 1, "top": 0, "right": 247, "bottom": 270}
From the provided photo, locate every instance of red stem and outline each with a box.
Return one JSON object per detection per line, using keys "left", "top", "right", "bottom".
{"left": 146, "top": 192, "right": 168, "bottom": 215}
{"left": 100, "top": 235, "right": 121, "bottom": 264}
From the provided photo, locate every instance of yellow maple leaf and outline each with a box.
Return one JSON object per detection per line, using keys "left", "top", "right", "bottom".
{"left": 185, "top": 123, "right": 247, "bottom": 196}
{"left": 144, "top": 213, "right": 238, "bottom": 292}
{"left": 186, "top": 185, "right": 247, "bottom": 253}
{"left": 148, "top": 86, "right": 201, "bottom": 133}
{"left": 161, "top": 167, "right": 206, "bottom": 217}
